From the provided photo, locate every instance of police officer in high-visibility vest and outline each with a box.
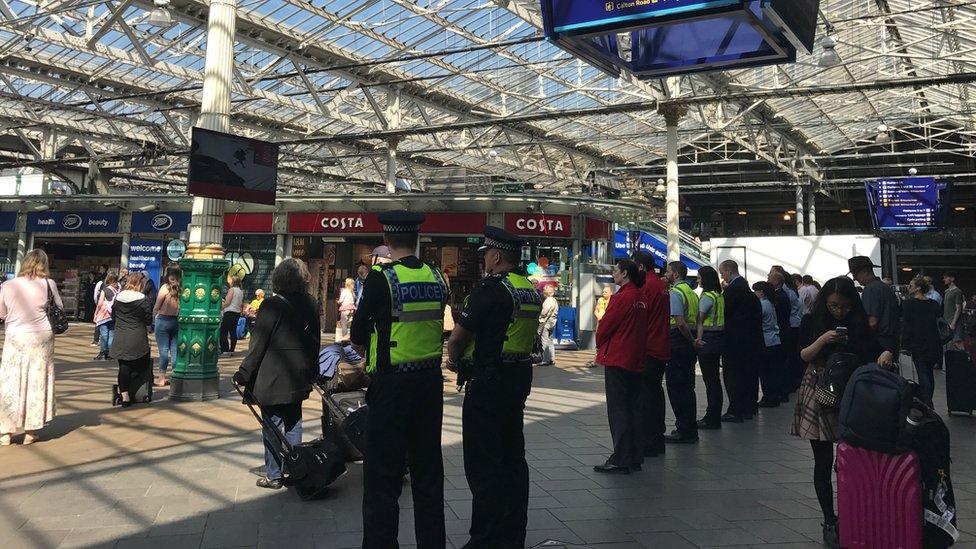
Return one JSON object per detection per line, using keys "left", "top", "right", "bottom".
{"left": 664, "top": 261, "right": 700, "bottom": 443}
{"left": 693, "top": 266, "right": 726, "bottom": 430}
{"left": 446, "top": 226, "right": 540, "bottom": 549}
{"left": 350, "top": 211, "right": 447, "bottom": 549}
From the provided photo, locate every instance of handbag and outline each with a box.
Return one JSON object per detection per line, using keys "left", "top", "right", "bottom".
{"left": 814, "top": 352, "right": 860, "bottom": 409}
{"left": 937, "top": 317, "right": 954, "bottom": 345}
{"left": 45, "top": 279, "right": 69, "bottom": 335}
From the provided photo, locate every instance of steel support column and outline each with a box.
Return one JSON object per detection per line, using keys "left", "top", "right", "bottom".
{"left": 386, "top": 138, "right": 399, "bottom": 194}
{"left": 807, "top": 190, "right": 817, "bottom": 236}
{"left": 659, "top": 105, "right": 686, "bottom": 263}
{"left": 795, "top": 186, "right": 806, "bottom": 236}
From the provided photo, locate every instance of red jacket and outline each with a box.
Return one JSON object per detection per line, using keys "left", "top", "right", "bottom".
{"left": 596, "top": 282, "right": 649, "bottom": 372}
{"left": 642, "top": 273, "right": 672, "bottom": 361}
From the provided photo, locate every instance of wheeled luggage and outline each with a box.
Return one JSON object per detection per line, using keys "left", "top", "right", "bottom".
{"left": 944, "top": 350, "right": 976, "bottom": 416}
{"left": 236, "top": 316, "right": 248, "bottom": 339}
{"left": 112, "top": 367, "right": 153, "bottom": 405}
{"left": 837, "top": 442, "right": 923, "bottom": 549}
{"left": 235, "top": 385, "right": 346, "bottom": 500}
{"left": 320, "top": 389, "right": 368, "bottom": 462}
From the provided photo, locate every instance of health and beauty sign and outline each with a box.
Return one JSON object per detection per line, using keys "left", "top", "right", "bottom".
{"left": 27, "top": 211, "right": 120, "bottom": 233}
{"left": 131, "top": 212, "right": 191, "bottom": 234}
{"left": 127, "top": 240, "right": 163, "bottom": 286}
{"left": 549, "top": 0, "right": 740, "bottom": 34}
{"left": 866, "top": 177, "right": 942, "bottom": 232}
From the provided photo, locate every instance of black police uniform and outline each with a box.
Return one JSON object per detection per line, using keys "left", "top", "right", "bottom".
{"left": 458, "top": 227, "right": 535, "bottom": 549}
{"left": 350, "top": 211, "right": 446, "bottom": 549}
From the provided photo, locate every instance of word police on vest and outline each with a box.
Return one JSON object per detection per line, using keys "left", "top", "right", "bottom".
{"left": 515, "top": 217, "right": 564, "bottom": 233}
{"left": 515, "top": 287, "right": 543, "bottom": 305}
{"left": 398, "top": 282, "right": 444, "bottom": 304}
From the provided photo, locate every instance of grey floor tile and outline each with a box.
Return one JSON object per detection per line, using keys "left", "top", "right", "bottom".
{"left": 632, "top": 531, "right": 698, "bottom": 549}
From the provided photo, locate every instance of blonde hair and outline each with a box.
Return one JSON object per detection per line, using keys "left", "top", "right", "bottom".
{"left": 344, "top": 277, "right": 355, "bottom": 291}
{"left": 125, "top": 272, "right": 148, "bottom": 293}
{"left": 18, "top": 249, "right": 49, "bottom": 279}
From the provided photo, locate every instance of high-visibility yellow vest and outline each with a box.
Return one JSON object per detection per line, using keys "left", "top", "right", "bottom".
{"left": 465, "top": 272, "right": 543, "bottom": 362}
{"left": 701, "top": 290, "right": 725, "bottom": 330}
{"left": 368, "top": 262, "right": 447, "bottom": 374}
{"left": 670, "top": 281, "right": 699, "bottom": 328}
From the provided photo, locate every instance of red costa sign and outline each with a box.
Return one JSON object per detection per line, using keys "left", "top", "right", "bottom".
{"left": 224, "top": 213, "right": 273, "bottom": 233}
{"left": 504, "top": 214, "right": 573, "bottom": 238}
{"left": 288, "top": 212, "right": 488, "bottom": 235}
{"left": 585, "top": 217, "right": 611, "bottom": 240}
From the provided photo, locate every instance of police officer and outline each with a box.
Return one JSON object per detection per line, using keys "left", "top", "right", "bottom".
{"left": 350, "top": 211, "right": 447, "bottom": 549}
{"left": 446, "top": 226, "right": 540, "bottom": 549}
{"left": 664, "top": 261, "right": 699, "bottom": 443}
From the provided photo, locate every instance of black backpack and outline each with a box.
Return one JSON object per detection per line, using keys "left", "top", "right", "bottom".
{"left": 838, "top": 363, "right": 917, "bottom": 454}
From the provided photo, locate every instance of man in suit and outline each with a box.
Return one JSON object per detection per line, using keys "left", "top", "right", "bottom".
{"left": 718, "top": 260, "right": 763, "bottom": 422}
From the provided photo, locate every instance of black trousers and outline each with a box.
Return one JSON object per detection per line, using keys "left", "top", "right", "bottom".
{"left": 118, "top": 353, "right": 152, "bottom": 396}
{"left": 698, "top": 353, "right": 723, "bottom": 425}
{"left": 783, "top": 327, "right": 802, "bottom": 393}
{"left": 463, "top": 363, "right": 532, "bottom": 549}
{"left": 363, "top": 370, "right": 445, "bottom": 549}
{"left": 605, "top": 367, "right": 645, "bottom": 467}
{"left": 220, "top": 311, "right": 241, "bottom": 353}
{"left": 723, "top": 348, "right": 758, "bottom": 417}
{"left": 666, "top": 339, "right": 698, "bottom": 437}
{"left": 758, "top": 344, "right": 785, "bottom": 402}
{"left": 641, "top": 357, "right": 667, "bottom": 452}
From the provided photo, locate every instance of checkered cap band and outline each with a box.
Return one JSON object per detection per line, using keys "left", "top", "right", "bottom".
{"left": 483, "top": 236, "right": 519, "bottom": 252}
{"left": 382, "top": 224, "right": 420, "bottom": 233}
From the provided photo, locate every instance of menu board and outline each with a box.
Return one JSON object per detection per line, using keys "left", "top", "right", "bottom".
{"left": 866, "top": 178, "right": 944, "bottom": 232}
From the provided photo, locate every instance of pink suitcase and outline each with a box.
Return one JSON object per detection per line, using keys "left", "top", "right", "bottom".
{"left": 836, "top": 442, "right": 923, "bottom": 549}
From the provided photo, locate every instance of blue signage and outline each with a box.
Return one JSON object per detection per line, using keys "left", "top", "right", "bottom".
{"left": 131, "top": 212, "right": 191, "bottom": 234}
{"left": 613, "top": 230, "right": 702, "bottom": 272}
{"left": 865, "top": 178, "right": 949, "bottom": 232}
{"left": 549, "top": 0, "right": 738, "bottom": 34}
{"left": 0, "top": 212, "right": 16, "bottom": 232}
{"left": 128, "top": 240, "right": 163, "bottom": 287}
{"left": 27, "top": 211, "right": 120, "bottom": 233}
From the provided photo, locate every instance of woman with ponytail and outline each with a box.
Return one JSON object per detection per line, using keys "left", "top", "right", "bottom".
{"left": 152, "top": 265, "right": 182, "bottom": 386}
{"left": 593, "top": 259, "right": 649, "bottom": 474}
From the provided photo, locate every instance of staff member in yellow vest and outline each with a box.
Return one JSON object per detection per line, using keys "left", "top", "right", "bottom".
{"left": 694, "top": 266, "right": 725, "bottom": 430}
{"left": 350, "top": 210, "right": 448, "bottom": 549}
{"left": 446, "top": 226, "right": 540, "bottom": 549}
{"left": 664, "top": 261, "right": 700, "bottom": 443}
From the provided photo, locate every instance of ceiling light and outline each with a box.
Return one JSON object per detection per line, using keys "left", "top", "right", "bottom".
{"left": 908, "top": 167, "right": 918, "bottom": 176}
{"left": 33, "top": 204, "right": 50, "bottom": 212}
{"left": 532, "top": 183, "right": 544, "bottom": 190}
{"left": 137, "top": 204, "right": 157, "bottom": 212}
{"left": 783, "top": 213, "right": 792, "bottom": 221}
{"left": 654, "top": 183, "right": 666, "bottom": 194}
{"left": 901, "top": 267, "right": 913, "bottom": 272}
{"left": 787, "top": 210, "right": 797, "bottom": 214}
{"left": 737, "top": 211, "right": 748, "bottom": 216}
{"left": 148, "top": 0, "right": 173, "bottom": 27}
{"left": 841, "top": 208, "right": 852, "bottom": 214}
{"left": 818, "top": 35, "right": 841, "bottom": 67}
{"left": 954, "top": 206, "right": 967, "bottom": 212}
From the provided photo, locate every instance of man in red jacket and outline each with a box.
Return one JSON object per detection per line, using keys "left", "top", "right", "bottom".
{"left": 593, "top": 259, "right": 649, "bottom": 474}
{"left": 633, "top": 252, "right": 672, "bottom": 457}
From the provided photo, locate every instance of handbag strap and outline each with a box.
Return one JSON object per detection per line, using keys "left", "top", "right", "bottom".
{"left": 45, "top": 279, "right": 56, "bottom": 307}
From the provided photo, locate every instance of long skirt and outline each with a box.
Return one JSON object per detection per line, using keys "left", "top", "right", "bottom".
{"left": 0, "top": 330, "right": 56, "bottom": 433}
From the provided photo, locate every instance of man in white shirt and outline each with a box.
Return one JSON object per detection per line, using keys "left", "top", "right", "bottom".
{"left": 798, "top": 275, "right": 819, "bottom": 316}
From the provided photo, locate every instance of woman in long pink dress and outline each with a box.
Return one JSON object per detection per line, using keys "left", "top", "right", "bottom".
{"left": 0, "top": 249, "right": 61, "bottom": 446}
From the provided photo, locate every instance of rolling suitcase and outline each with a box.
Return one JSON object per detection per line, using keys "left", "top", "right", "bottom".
{"left": 837, "top": 442, "right": 923, "bottom": 549}
{"left": 944, "top": 350, "right": 976, "bottom": 415}
{"left": 112, "top": 364, "right": 153, "bottom": 405}
{"left": 236, "top": 316, "right": 248, "bottom": 339}
{"left": 320, "top": 389, "right": 368, "bottom": 462}
{"left": 235, "top": 385, "right": 346, "bottom": 500}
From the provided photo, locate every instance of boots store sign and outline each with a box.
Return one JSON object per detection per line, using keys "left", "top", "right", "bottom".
{"left": 505, "top": 214, "right": 573, "bottom": 238}
{"left": 27, "top": 211, "right": 120, "bottom": 233}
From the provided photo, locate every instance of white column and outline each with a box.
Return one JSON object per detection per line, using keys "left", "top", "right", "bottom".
{"left": 660, "top": 105, "right": 686, "bottom": 263}
{"left": 120, "top": 233, "right": 131, "bottom": 268}
{"left": 187, "top": 0, "right": 237, "bottom": 259}
{"left": 807, "top": 190, "right": 817, "bottom": 235}
{"left": 14, "top": 231, "right": 27, "bottom": 273}
{"left": 386, "top": 139, "right": 399, "bottom": 194}
{"left": 275, "top": 234, "right": 286, "bottom": 266}
{"left": 795, "top": 186, "right": 805, "bottom": 236}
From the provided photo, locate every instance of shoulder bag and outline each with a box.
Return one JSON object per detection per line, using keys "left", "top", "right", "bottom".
{"left": 814, "top": 352, "right": 861, "bottom": 409}
{"left": 45, "top": 279, "right": 69, "bottom": 335}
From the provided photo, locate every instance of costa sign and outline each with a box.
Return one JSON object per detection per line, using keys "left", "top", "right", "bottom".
{"left": 504, "top": 214, "right": 573, "bottom": 238}
{"left": 288, "top": 212, "right": 487, "bottom": 235}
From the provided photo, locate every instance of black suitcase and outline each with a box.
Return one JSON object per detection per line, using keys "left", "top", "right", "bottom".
{"left": 235, "top": 385, "right": 346, "bottom": 500}
{"left": 112, "top": 368, "right": 153, "bottom": 406}
{"left": 320, "top": 389, "right": 368, "bottom": 462}
{"left": 945, "top": 349, "right": 976, "bottom": 416}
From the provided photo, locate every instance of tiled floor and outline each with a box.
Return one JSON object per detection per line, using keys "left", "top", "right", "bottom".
{"left": 1, "top": 324, "right": 975, "bottom": 548}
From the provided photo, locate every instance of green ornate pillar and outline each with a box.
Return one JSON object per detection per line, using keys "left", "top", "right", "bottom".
{"left": 170, "top": 259, "right": 227, "bottom": 401}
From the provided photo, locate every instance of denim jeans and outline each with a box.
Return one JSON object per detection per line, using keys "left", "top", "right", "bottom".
{"left": 261, "top": 402, "right": 302, "bottom": 481}
{"left": 154, "top": 315, "right": 179, "bottom": 374}
{"left": 98, "top": 322, "right": 115, "bottom": 357}
{"left": 913, "top": 357, "right": 936, "bottom": 407}
{"left": 540, "top": 327, "right": 556, "bottom": 364}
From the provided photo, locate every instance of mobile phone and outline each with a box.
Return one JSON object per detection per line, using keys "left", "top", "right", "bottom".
{"left": 835, "top": 327, "right": 848, "bottom": 336}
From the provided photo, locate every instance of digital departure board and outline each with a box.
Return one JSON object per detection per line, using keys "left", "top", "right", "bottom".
{"left": 865, "top": 177, "right": 948, "bottom": 232}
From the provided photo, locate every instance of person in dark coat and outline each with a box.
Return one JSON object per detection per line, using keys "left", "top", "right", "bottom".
{"left": 718, "top": 260, "right": 764, "bottom": 422}
{"left": 233, "top": 258, "right": 321, "bottom": 490}
{"left": 901, "top": 276, "right": 942, "bottom": 407}
{"left": 110, "top": 272, "right": 153, "bottom": 407}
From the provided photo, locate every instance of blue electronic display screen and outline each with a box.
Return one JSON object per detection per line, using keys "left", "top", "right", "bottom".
{"left": 549, "top": 0, "right": 740, "bottom": 34}
{"left": 865, "top": 177, "right": 948, "bottom": 232}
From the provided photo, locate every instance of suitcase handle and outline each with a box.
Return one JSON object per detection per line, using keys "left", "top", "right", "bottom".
{"left": 233, "top": 383, "right": 296, "bottom": 455}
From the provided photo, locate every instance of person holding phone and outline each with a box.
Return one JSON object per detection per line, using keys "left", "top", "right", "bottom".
{"left": 791, "top": 277, "right": 892, "bottom": 547}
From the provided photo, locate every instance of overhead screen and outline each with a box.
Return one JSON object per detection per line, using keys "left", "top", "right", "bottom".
{"left": 864, "top": 177, "right": 952, "bottom": 232}
{"left": 187, "top": 127, "right": 279, "bottom": 206}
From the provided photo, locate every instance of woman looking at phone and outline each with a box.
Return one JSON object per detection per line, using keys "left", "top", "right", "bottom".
{"left": 790, "top": 277, "right": 893, "bottom": 548}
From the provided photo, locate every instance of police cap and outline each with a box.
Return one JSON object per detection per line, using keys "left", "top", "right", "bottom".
{"left": 478, "top": 226, "right": 525, "bottom": 254}
{"left": 377, "top": 210, "right": 425, "bottom": 233}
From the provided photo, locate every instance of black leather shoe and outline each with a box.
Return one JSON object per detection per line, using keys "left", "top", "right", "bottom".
{"left": 721, "top": 413, "right": 744, "bottom": 423}
{"left": 630, "top": 463, "right": 642, "bottom": 472}
{"left": 644, "top": 443, "right": 665, "bottom": 457}
{"left": 664, "top": 433, "right": 698, "bottom": 444}
{"left": 593, "top": 462, "right": 630, "bottom": 474}
{"left": 822, "top": 520, "right": 840, "bottom": 548}
{"left": 697, "top": 419, "right": 721, "bottom": 430}
{"left": 758, "top": 399, "right": 781, "bottom": 408}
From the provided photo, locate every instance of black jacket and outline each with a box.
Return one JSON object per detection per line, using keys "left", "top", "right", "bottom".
{"left": 901, "top": 297, "right": 942, "bottom": 363}
{"left": 110, "top": 290, "right": 153, "bottom": 360}
{"left": 723, "top": 276, "right": 764, "bottom": 355}
{"left": 771, "top": 286, "right": 792, "bottom": 335}
{"left": 235, "top": 292, "right": 321, "bottom": 406}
